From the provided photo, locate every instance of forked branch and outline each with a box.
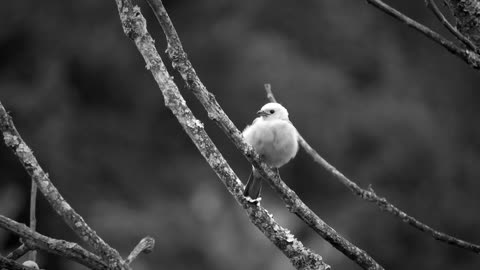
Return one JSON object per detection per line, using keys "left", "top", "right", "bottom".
{"left": 264, "top": 84, "right": 480, "bottom": 254}
{"left": 444, "top": 0, "right": 480, "bottom": 47}
{"left": 425, "top": 0, "right": 479, "bottom": 52}
{"left": 0, "top": 215, "right": 108, "bottom": 270}
{"left": 0, "top": 102, "right": 126, "bottom": 270}
{"left": 114, "top": 1, "right": 329, "bottom": 269}
{"left": 144, "top": 0, "right": 382, "bottom": 269}
{"left": 0, "top": 256, "right": 34, "bottom": 270}
{"left": 366, "top": 0, "right": 480, "bottom": 68}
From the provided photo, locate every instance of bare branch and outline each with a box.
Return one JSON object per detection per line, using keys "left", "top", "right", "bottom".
{"left": 264, "top": 85, "right": 480, "bottom": 254}
{"left": 124, "top": 237, "right": 155, "bottom": 265}
{"left": 144, "top": 1, "right": 383, "bottom": 269}
{"left": 445, "top": 0, "right": 480, "bottom": 46}
{"left": 426, "top": 0, "right": 479, "bottom": 52}
{"left": 264, "top": 84, "right": 277, "bottom": 103}
{"left": 28, "top": 180, "right": 37, "bottom": 262}
{"left": 366, "top": 0, "right": 480, "bottom": 68}
{"left": 114, "top": 1, "right": 329, "bottom": 269}
{"left": 0, "top": 102, "right": 126, "bottom": 270}
{"left": 6, "top": 245, "right": 30, "bottom": 261}
{"left": 0, "top": 215, "right": 108, "bottom": 270}
{"left": 0, "top": 256, "right": 33, "bottom": 270}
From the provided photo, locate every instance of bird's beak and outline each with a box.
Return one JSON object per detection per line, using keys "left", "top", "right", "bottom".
{"left": 257, "top": 110, "right": 268, "bottom": 117}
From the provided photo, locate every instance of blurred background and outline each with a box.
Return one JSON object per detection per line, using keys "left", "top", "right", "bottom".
{"left": 1, "top": 0, "right": 480, "bottom": 269}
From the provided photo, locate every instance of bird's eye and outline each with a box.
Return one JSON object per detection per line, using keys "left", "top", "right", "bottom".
{"left": 269, "top": 110, "right": 275, "bottom": 114}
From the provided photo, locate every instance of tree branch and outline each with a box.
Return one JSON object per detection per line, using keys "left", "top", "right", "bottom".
{"left": 264, "top": 84, "right": 480, "bottom": 254}
{"left": 366, "top": 0, "right": 480, "bottom": 68}
{"left": 425, "top": 0, "right": 479, "bottom": 52}
{"left": 124, "top": 237, "right": 155, "bottom": 265}
{"left": 114, "top": 1, "right": 329, "bottom": 269}
{"left": 6, "top": 245, "right": 30, "bottom": 261}
{"left": 28, "top": 180, "right": 37, "bottom": 262}
{"left": 0, "top": 256, "right": 33, "bottom": 270}
{"left": 264, "top": 84, "right": 278, "bottom": 103}
{"left": 0, "top": 102, "right": 126, "bottom": 270}
{"left": 143, "top": 1, "right": 383, "bottom": 269}
{"left": 0, "top": 215, "right": 108, "bottom": 270}
{"left": 445, "top": 0, "right": 480, "bottom": 46}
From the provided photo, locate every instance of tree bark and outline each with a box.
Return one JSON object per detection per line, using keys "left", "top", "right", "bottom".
{"left": 447, "top": 0, "right": 480, "bottom": 46}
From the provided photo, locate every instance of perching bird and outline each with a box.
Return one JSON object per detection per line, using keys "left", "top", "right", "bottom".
{"left": 243, "top": 102, "right": 299, "bottom": 202}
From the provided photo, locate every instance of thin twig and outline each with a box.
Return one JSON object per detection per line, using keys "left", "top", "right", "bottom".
{"left": 366, "top": 0, "right": 480, "bottom": 68}
{"left": 6, "top": 245, "right": 30, "bottom": 260}
{"left": 264, "top": 84, "right": 277, "bottom": 103}
{"left": 28, "top": 180, "right": 37, "bottom": 262}
{"left": 124, "top": 237, "right": 155, "bottom": 265}
{"left": 264, "top": 84, "right": 480, "bottom": 254}
{"left": 0, "top": 103, "right": 127, "bottom": 270}
{"left": 426, "top": 0, "right": 479, "bottom": 53}
{"left": 144, "top": 1, "right": 382, "bottom": 269}
{"left": 114, "top": 2, "right": 330, "bottom": 269}
{"left": 0, "top": 215, "right": 108, "bottom": 270}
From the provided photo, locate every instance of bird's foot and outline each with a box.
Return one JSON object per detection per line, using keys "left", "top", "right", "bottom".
{"left": 245, "top": 196, "right": 262, "bottom": 206}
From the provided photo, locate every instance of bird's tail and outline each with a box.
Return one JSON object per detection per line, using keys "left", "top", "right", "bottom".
{"left": 243, "top": 168, "right": 263, "bottom": 202}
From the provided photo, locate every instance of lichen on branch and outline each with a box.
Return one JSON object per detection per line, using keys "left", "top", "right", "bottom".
{"left": 114, "top": 1, "right": 329, "bottom": 269}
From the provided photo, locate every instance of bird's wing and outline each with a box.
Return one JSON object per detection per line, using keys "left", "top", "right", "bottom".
{"left": 252, "top": 117, "right": 262, "bottom": 125}
{"left": 285, "top": 119, "right": 299, "bottom": 138}
{"left": 243, "top": 117, "right": 261, "bottom": 134}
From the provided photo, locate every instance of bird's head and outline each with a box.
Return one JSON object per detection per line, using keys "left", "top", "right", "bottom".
{"left": 257, "top": 103, "right": 289, "bottom": 120}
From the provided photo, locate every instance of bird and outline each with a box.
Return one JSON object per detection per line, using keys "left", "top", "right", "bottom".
{"left": 242, "top": 102, "right": 299, "bottom": 202}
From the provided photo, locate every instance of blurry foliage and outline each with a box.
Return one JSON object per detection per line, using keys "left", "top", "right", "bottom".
{"left": 1, "top": 0, "right": 480, "bottom": 269}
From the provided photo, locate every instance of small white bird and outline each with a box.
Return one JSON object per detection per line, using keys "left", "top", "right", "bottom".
{"left": 243, "top": 102, "right": 299, "bottom": 202}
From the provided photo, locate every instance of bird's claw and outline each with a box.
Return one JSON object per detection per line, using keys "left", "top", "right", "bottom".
{"left": 245, "top": 196, "right": 262, "bottom": 206}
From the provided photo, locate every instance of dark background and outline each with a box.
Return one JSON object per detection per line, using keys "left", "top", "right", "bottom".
{"left": 1, "top": 1, "right": 480, "bottom": 269}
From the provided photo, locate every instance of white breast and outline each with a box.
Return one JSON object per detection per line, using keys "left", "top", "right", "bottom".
{"left": 243, "top": 119, "right": 298, "bottom": 168}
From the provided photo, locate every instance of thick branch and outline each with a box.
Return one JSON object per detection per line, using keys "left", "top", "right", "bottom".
{"left": 124, "top": 237, "right": 155, "bottom": 265}
{"left": 0, "top": 103, "right": 126, "bottom": 270}
{"left": 6, "top": 245, "right": 30, "bottom": 261}
{"left": 144, "top": 1, "right": 382, "bottom": 269}
{"left": 366, "top": 0, "right": 480, "bottom": 68}
{"left": 0, "top": 256, "right": 32, "bottom": 270}
{"left": 114, "top": 1, "right": 329, "bottom": 269}
{"left": 426, "top": 0, "right": 479, "bottom": 52}
{"left": 0, "top": 215, "right": 108, "bottom": 270}
{"left": 446, "top": 0, "right": 480, "bottom": 46}
{"left": 264, "top": 85, "right": 480, "bottom": 254}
